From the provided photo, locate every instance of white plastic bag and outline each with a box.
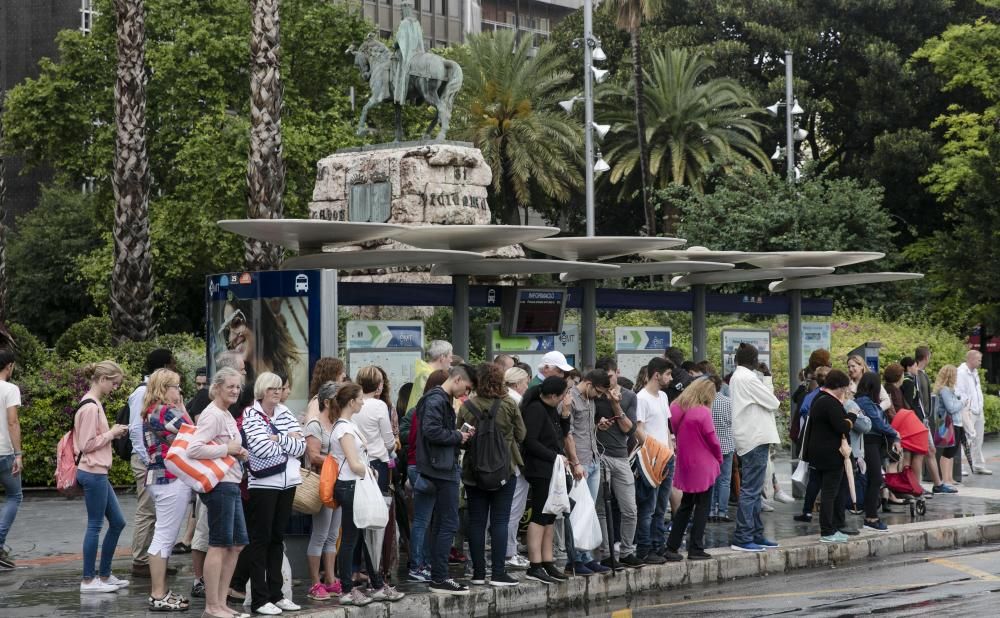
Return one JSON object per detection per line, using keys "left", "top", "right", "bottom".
{"left": 542, "top": 457, "right": 571, "bottom": 515}
{"left": 791, "top": 460, "right": 809, "bottom": 493}
{"left": 569, "top": 480, "right": 601, "bottom": 551}
{"left": 354, "top": 468, "right": 389, "bottom": 529}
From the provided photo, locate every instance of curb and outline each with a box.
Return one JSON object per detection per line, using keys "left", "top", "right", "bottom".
{"left": 296, "top": 514, "right": 1000, "bottom": 617}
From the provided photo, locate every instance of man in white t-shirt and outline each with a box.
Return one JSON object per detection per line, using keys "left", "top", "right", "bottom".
{"left": 633, "top": 357, "right": 675, "bottom": 565}
{"left": 0, "top": 349, "right": 23, "bottom": 569}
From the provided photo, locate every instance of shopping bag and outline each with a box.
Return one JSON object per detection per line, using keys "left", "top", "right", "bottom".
{"left": 164, "top": 424, "right": 238, "bottom": 494}
{"left": 569, "top": 480, "right": 601, "bottom": 551}
{"left": 934, "top": 414, "right": 955, "bottom": 448}
{"left": 354, "top": 469, "right": 389, "bottom": 529}
{"left": 791, "top": 460, "right": 810, "bottom": 493}
{"left": 542, "top": 457, "right": 571, "bottom": 515}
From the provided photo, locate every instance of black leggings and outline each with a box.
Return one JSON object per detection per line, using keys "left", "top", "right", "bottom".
{"left": 863, "top": 440, "right": 883, "bottom": 520}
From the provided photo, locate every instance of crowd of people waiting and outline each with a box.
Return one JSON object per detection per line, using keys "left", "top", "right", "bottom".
{"left": 0, "top": 340, "right": 990, "bottom": 616}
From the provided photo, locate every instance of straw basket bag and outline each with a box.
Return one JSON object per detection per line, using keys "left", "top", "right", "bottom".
{"left": 292, "top": 468, "right": 323, "bottom": 514}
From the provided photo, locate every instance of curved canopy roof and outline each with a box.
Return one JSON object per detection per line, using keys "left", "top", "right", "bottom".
{"left": 642, "top": 248, "right": 772, "bottom": 263}
{"left": 393, "top": 224, "right": 560, "bottom": 253}
{"left": 431, "top": 258, "right": 620, "bottom": 277}
{"left": 768, "top": 272, "right": 924, "bottom": 292}
{"left": 743, "top": 251, "right": 885, "bottom": 269}
{"left": 671, "top": 267, "right": 835, "bottom": 287}
{"left": 217, "top": 219, "right": 405, "bottom": 252}
{"left": 281, "top": 249, "right": 482, "bottom": 271}
{"left": 559, "top": 260, "right": 734, "bottom": 283}
{"left": 523, "top": 236, "right": 686, "bottom": 261}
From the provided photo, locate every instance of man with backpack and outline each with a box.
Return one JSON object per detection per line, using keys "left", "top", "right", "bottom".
{"left": 125, "top": 348, "right": 176, "bottom": 577}
{"left": 414, "top": 364, "right": 476, "bottom": 595}
{"left": 458, "top": 363, "right": 523, "bottom": 587}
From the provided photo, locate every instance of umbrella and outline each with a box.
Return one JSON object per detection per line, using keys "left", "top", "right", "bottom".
{"left": 381, "top": 471, "right": 399, "bottom": 580}
{"left": 364, "top": 500, "right": 389, "bottom": 581}
{"left": 960, "top": 428, "right": 975, "bottom": 471}
{"left": 599, "top": 457, "right": 617, "bottom": 577}
{"left": 843, "top": 457, "right": 860, "bottom": 513}
{"left": 890, "top": 409, "right": 930, "bottom": 455}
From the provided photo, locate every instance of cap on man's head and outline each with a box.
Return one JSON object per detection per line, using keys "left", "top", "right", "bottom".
{"left": 539, "top": 351, "right": 573, "bottom": 373}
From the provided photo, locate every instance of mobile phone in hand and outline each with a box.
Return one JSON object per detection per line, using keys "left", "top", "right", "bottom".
{"left": 461, "top": 423, "right": 474, "bottom": 433}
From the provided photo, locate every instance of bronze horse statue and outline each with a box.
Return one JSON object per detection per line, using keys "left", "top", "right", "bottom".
{"left": 350, "top": 34, "right": 463, "bottom": 141}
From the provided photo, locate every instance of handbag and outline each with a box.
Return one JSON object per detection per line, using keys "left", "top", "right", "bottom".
{"left": 934, "top": 413, "right": 956, "bottom": 448}
{"left": 569, "top": 479, "right": 602, "bottom": 551}
{"left": 164, "top": 424, "right": 239, "bottom": 493}
{"left": 292, "top": 468, "right": 323, "bottom": 514}
{"left": 353, "top": 468, "right": 389, "bottom": 529}
{"left": 241, "top": 410, "right": 289, "bottom": 478}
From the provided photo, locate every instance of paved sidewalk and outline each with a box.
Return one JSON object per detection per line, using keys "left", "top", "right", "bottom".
{"left": 2, "top": 438, "right": 1000, "bottom": 616}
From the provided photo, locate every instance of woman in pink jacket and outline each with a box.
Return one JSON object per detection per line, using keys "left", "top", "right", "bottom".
{"left": 663, "top": 378, "right": 723, "bottom": 561}
{"left": 74, "top": 361, "right": 130, "bottom": 593}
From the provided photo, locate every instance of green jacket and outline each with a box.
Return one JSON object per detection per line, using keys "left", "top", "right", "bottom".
{"left": 459, "top": 395, "right": 526, "bottom": 486}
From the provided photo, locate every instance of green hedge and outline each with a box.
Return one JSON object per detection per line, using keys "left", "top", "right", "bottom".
{"left": 16, "top": 321, "right": 204, "bottom": 487}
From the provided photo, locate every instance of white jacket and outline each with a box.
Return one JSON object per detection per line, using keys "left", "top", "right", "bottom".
{"left": 728, "top": 366, "right": 781, "bottom": 456}
{"left": 956, "top": 363, "right": 984, "bottom": 415}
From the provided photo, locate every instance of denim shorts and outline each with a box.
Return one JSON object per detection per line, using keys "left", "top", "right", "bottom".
{"left": 198, "top": 482, "right": 249, "bottom": 547}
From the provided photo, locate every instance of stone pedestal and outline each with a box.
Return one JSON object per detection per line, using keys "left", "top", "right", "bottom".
{"left": 308, "top": 141, "right": 522, "bottom": 283}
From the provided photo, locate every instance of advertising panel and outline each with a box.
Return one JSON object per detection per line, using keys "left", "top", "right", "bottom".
{"left": 721, "top": 328, "right": 772, "bottom": 377}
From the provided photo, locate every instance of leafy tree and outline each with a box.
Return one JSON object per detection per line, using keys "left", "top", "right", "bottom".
{"left": 659, "top": 171, "right": 903, "bottom": 309}
{"left": 908, "top": 1, "right": 1000, "bottom": 332}
{"left": 2, "top": 0, "right": 373, "bottom": 332}
{"left": 450, "top": 30, "right": 582, "bottom": 226}
{"left": 600, "top": 49, "right": 770, "bottom": 230}
{"left": 7, "top": 187, "right": 102, "bottom": 343}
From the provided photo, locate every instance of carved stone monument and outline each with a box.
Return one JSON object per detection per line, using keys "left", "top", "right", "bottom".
{"left": 308, "top": 141, "right": 522, "bottom": 282}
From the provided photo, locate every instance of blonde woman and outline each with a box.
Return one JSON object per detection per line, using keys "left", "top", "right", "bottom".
{"left": 75, "top": 361, "right": 130, "bottom": 593}
{"left": 662, "top": 379, "right": 723, "bottom": 561}
{"left": 935, "top": 365, "right": 965, "bottom": 486}
{"left": 847, "top": 355, "right": 892, "bottom": 411}
{"left": 187, "top": 368, "right": 249, "bottom": 618}
{"left": 141, "top": 368, "right": 194, "bottom": 611}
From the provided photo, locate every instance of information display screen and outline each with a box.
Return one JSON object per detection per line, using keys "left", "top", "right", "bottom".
{"left": 501, "top": 288, "right": 567, "bottom": 336}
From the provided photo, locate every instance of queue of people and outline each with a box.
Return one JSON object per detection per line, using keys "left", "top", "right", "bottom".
{"left": 0, "top": 339, "right": 989, "bottom": 615}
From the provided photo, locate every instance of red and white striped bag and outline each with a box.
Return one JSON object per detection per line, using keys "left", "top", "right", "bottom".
{"left": 164, "top": 424, "right": 238, "bottom": 493}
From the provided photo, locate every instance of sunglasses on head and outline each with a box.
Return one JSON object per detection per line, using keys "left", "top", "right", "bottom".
{"left": 218, "top": 308, "right": 247, "bottom": 340}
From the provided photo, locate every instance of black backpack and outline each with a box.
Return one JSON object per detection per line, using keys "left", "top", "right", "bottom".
{"left": 465, "top": 399, "right": 509, "bottom": 491}
{"left": 113, "top": 383, "right": 144, "bottom": 460}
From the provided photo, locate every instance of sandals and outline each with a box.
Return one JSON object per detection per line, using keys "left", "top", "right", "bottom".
{"left": 149, "top": 590, "right": 190, "bottom": 611}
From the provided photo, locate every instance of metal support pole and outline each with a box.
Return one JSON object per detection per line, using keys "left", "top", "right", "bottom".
{"left": 583, "top": 0, "right": 595, "bottom": 237}
{"left": 785, "top": 50, "right": 795, "bottom": 182}
{"left": 581, "top": 280, "right": 597, "bottom": 370}
{"left": 692, "top": 285, "right": 706, "bottom": 362}
{"left": 788, "top": 289, "right": 803, "bottom": 391}
{"left": 452, "top": 275, "right": 470, "bottom": 360}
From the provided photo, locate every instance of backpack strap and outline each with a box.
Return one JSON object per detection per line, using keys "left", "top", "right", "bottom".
{"left": 464, "top": 399, "right": 484, "bottom": 422}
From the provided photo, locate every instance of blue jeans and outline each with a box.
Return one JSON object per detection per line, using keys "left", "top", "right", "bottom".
{"left": 733, "top": 444, "right": 769, "bottom": 545}
{"left": 466, "top": 476, "right": 516, "bottom": 577}
{"left": 709, "top": 452, "right": 734, "bottom": 517}
{"left": 0, "top": 455, "right": 23, "bottom": 547}
{"left": 635, "top": 456, "right": 674, "bottom": 555}
{"left": 413, "top": 471, "right": 459, "bottom": 583}
{"left": 575, "top": 461, "right": 600, "bottom": 564}
{"left": 408, "top": 465, "right": 434, "bottom": 570}
{"left": 76, "top": 470, "right": 126, "bottom": 579}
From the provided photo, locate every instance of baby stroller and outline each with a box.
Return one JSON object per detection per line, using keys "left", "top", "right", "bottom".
{"left": 884, "top": 465, "right": 926, "bottom": 517}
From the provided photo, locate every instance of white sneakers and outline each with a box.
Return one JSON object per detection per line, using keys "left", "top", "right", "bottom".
{"left": 104, "top": 574, "right": 130, "bottom": 588}
{"left": 274, "top": 599, "right": 300, "bottom": 611}
{"left": 505, "top": 554, "right": 530, "bottom": 569}
{"left": 80, "top": 579, "right": 120, "bottom": 593}
{"left": 774, "top": 488, "right": 795, "bottom": 504}
{"left": 254, "top": 602, "right": 283, "bottom": 615}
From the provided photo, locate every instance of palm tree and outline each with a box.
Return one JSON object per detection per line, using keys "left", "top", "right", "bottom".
{"left": 600, "top": 49, "right": 771, "bottom": 231}
{"left": 451, "top": 30, "right": 582, "bottom": 226}
{"left": 245, "top": 0, "right": 285, "bottom": 270}
{"left": 110, "top": 0, "right": 155, "bottom": 342}
{"left": 606, "top": 0, "right": 662, "bottom": 235}
{"left": 0, "top": 90, "right": 7, "bottom": 323}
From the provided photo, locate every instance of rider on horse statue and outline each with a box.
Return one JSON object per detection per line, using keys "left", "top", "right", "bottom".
{"left": 392, "top": 0, "right": 424, "bottom": 105}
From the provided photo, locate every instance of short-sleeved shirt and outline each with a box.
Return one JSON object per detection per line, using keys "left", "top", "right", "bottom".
{"left": 331, "top": 419, "right": 368, "bottom": 481}
{"left": 0, "top": 380, "right": 22, "bottom": 456}
{"left": 636, "top": 388, "right": 671, "bottom": 444}
{"left": 303, "top": 417, "right": 333, "bottom": 457}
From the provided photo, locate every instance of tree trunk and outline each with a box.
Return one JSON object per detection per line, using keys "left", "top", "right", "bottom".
{"left": 0, "top": 93, "right": 7, "bottom": 324}
{"left": 110, "top": 0, "right": 154, "bottom": 343}
{"left": 245, "top": 0, "right": 286, "bottom": 271}
{"left": 499, "top": 152, "right": 522, "bottom": 226}
{"left": 631, "top": 28, "right": 656, "bottom": 236}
